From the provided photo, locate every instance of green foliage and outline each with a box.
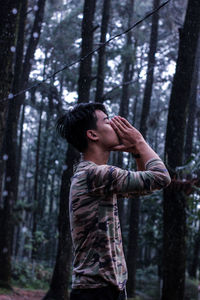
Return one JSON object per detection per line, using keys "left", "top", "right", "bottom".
{"left": 184, "top": 278, "right": 198, "bottom": 300}
{"left": 128, "top": 294, "right": 152, "bottom": 300}
{"left": 134, "top": 268, "right": 199, "bottom": 300}
{"left": 0, "top": 287, "right": 13, "bottom": 295}
{"left": 136, "top": 266, "right": 160, "bottom": 299}
{"left": 131, "top": 268, "right": 200, "bottom": 300}
{"left": 11, "top": 260, "right": 52, "bottom": 289}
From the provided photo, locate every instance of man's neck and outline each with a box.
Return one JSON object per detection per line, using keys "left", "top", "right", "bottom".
{"left": 83, "top": 147, "right": 110, "bottom": 165}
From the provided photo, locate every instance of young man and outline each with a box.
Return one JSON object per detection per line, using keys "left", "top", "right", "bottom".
{"left": 56, "top": 103, "right": 171, "bottom": 300}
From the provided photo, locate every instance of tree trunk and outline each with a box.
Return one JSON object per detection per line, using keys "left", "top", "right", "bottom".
{"left": 0, "top": 0, "right": 26, "bottom": 208}
{"left": 22, "top": 0, "right": 46, "bottom": 87}
{"left": 3, "top": 0, "right": 46, "bottom": 208}
{"left": 11, "top": 0, "right": 27, "bottom": 203}
{"left": 31, "top": 106, "right": 43, "bottom": 260}
{"left": 0, "top": 0, "right": 21, "bottom": 151}
{"left": 0, "top": 0, "right": 46, "bottom": 286}
{"left": 162, "top": 188, "right": 187, "bottom": 300}
{"left": 139, "top": 0, "right": 160, "bottom": 139}
{"left": 39, "top": 109, "right": 51, "bottom": 218}
{"left": 43, "top": 145, "right": 79, "bottom": 300}
{"left": 49, "top": 173, "right": 55, "bottom": 215}
{"left": 126, "top": 197, "right": 140, "bottom": 298}
{"left": 162, "top": 1, "right": 200, "bottom": 299}
{"left": 77, "top": 0, "right": 96, "bottom": 102}
{"left": 117, "top": 0, "right": 135, "bottom": 227}
{"left": 0, "top": 2, "right": 21, "bottom": 288}
{"left": 119, "top": 0, "right": 135, "bottom": 119}
{"left": 184, "top": 36, "right": 200, "bottom": 162}
{"left": 95, "top": 0, "right": 111, "bottom": 103}
{"left": 188, "top": 225, "right": 200, "bottom": 279}
{"left": 0, "top": 0, "right": 22, "bottom": 215}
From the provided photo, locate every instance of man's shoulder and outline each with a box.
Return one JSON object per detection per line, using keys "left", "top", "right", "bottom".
{"left": 75, "top": 161, "right": 112, "bottom": 173}
{"left": 72, "top": 161, "right": 121, "bottom": 183}
{"left": 73, "top": 160, "right": 96, "bottom": 175}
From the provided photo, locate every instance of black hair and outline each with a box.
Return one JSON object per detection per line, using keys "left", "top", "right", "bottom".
{"left": 56, "top": 102, "right": 108, "bottom": 152}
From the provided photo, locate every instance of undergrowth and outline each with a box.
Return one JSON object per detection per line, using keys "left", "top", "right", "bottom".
{"left": 11, "top": 259, "right": 52, "bottom": 290}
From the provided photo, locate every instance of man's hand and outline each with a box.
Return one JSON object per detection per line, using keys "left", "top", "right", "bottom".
{"left": 110, "top": 116, "right": 144, "bottom": 153}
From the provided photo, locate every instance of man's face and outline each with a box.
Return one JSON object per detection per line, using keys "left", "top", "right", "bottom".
{"left": 94, "top": 110, "right": 120, "bottom": 149}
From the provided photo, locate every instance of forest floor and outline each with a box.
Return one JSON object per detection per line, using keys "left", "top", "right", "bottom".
{"left": 0, "top": 288, "right": 46, "bottom": 300}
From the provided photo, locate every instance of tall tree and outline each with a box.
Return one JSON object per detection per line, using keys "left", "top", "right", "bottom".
{"left": 188, "top": 224, "right": 200, "bottom": 279}
{"left": 184, "top": 36, "right": 200, "bottom": 162}
{"left": 0, "top": 0, "right": 46, "bottom": 289}
{"left": 77, "top": 0, "right": 96, "bottom": 102}
{"left": 139, "top": 0, "right": 160, "bottom": 139}
{"left": 3, "top": 0, "right": 46, "bottom": 203}
{"left": 184, "top": 34, "right": 200, "bottom": 281}
{"left": 162, "top": 0, "right": 200, "bottom": 299}
{"left": 95, "top": 0, "right": 111, "bottom": 102}
{"left": 44, "top": 1, "right": 96, "bottom": 299}
{"left": 1, "top": 0, "right": 46, "bottom": 223}
{"left": 0, "top": 0, "right": 21, "bottom": 288}
{"left": 126, "top": 196, "right": 140, "bottom": 297}
{"left": 32, "top": 104, "right": 43, "bottom": 259}
{"left": 0, "top": 0, "right": 21, "bottom": 151}
{"left": 43, "top": 145, "right": 79, "bottom": 300}
{"left": 127, "top": 0, "right": 160, "bottom": 296}
{"left": 0, "top": 0, "right": 27, "bottom": 259}
{"left": 117, "top": 0, "right": 135, "bottom": 226}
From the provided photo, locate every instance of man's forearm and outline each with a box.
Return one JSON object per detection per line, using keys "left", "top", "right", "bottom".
{"left": 133, "top": 140, "right": 160, "bottom": 171}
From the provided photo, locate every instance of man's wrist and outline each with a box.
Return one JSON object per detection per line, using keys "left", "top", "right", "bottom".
{"left": 131, "top": 139, "right": 146, "bottom": 156}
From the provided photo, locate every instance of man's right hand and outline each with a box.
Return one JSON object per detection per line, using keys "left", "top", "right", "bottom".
{"left": 110, "top": 116, "right": 163, "bottom": 171}
{"left": 110, "top": 116, "right": 145, "bottom": 153}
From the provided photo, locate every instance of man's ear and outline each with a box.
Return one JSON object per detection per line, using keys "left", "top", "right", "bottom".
{"left": 86, "top": 130, "right": 98, "bottom": 142}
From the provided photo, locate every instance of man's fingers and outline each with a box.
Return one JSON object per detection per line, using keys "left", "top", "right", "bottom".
{"left": 110, "top": 119, "right": 124, "bottom": 134}
{"left": 112, "top": 116, "right": 133, "bottom": 131}
{"left": 110, "top": 145, "right": 125, "bottom": 151}
{"left": 111, "top": 117, "right": 127, "bottom": 132}
{"left": 113, "top": 116, "right": 127, "bottom": 129}
{"left": 118, "top": 116, "right": 133, "bottom": 129}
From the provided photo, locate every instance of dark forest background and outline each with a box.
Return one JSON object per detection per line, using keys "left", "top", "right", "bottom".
{"left": 0, "top": 0, "right": 200, "bottom": 299}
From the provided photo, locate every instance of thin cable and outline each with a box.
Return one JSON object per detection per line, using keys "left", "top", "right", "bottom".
{"left": 1, "top": 0, "right": 171, "bottom": 104}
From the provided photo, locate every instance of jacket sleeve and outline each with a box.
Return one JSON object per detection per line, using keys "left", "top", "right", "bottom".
{"left": 86, "top": 158, "right": 171, "bottom": 196}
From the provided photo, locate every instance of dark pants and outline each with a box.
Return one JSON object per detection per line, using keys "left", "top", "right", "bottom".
{"left": 70, "top": 286, "right": 126, "bottom": 300}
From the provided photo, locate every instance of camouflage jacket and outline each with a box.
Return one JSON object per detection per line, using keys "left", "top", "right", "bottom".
{"left": 69, "top": 158, "right": 171, "bottom": 290}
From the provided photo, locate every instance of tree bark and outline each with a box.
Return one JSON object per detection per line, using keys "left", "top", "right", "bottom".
{"left": 0, "top": 0, "right": 46, "bottom": 279}
{"left": 184, "top": 35, "right": 200, "bottom": 162}
{"left": 0, "top": 0, "right": 46, "bottom": 278}
{"left": 0, "top": 0, "right": 22, "bottom": 288}
{"left": 77, "top": 0, "right": 96, "bottom": 102}
{"left": 126, "top": 197, "right": 140, "bottom": 298}
{"left": 40, "top": 111, "right": 51, "bottom": 218}
{"left": 31, "top": 105, "right": 43, "bottom": 260}
{"left": 95, "top": 0, "right": 111, "bottom": 103}
{"left": 139, "top": 0, "right": 160, "bottom": 139}
{"left": 188, "top": 226, "right": 200, "bottom": 279}
{"left": 22, "top": 0, "right": 46, "bottom": 87}
{"left": 2, "top": 0, "right": 46, "bottom": 209}
{"left": 162, "top": 1, "right": 200, "bottom": 299}
{"left": 43, "top": 145, "right": 79, "bottom": 300}
{"left": 0, "top": 0, "right": 21, "bottom": 151}
{"left": 117, "top": 0, "right": 135, "bottom": 226}
{"left": 119, "top": 0, "right": 135, "bottom": 119}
